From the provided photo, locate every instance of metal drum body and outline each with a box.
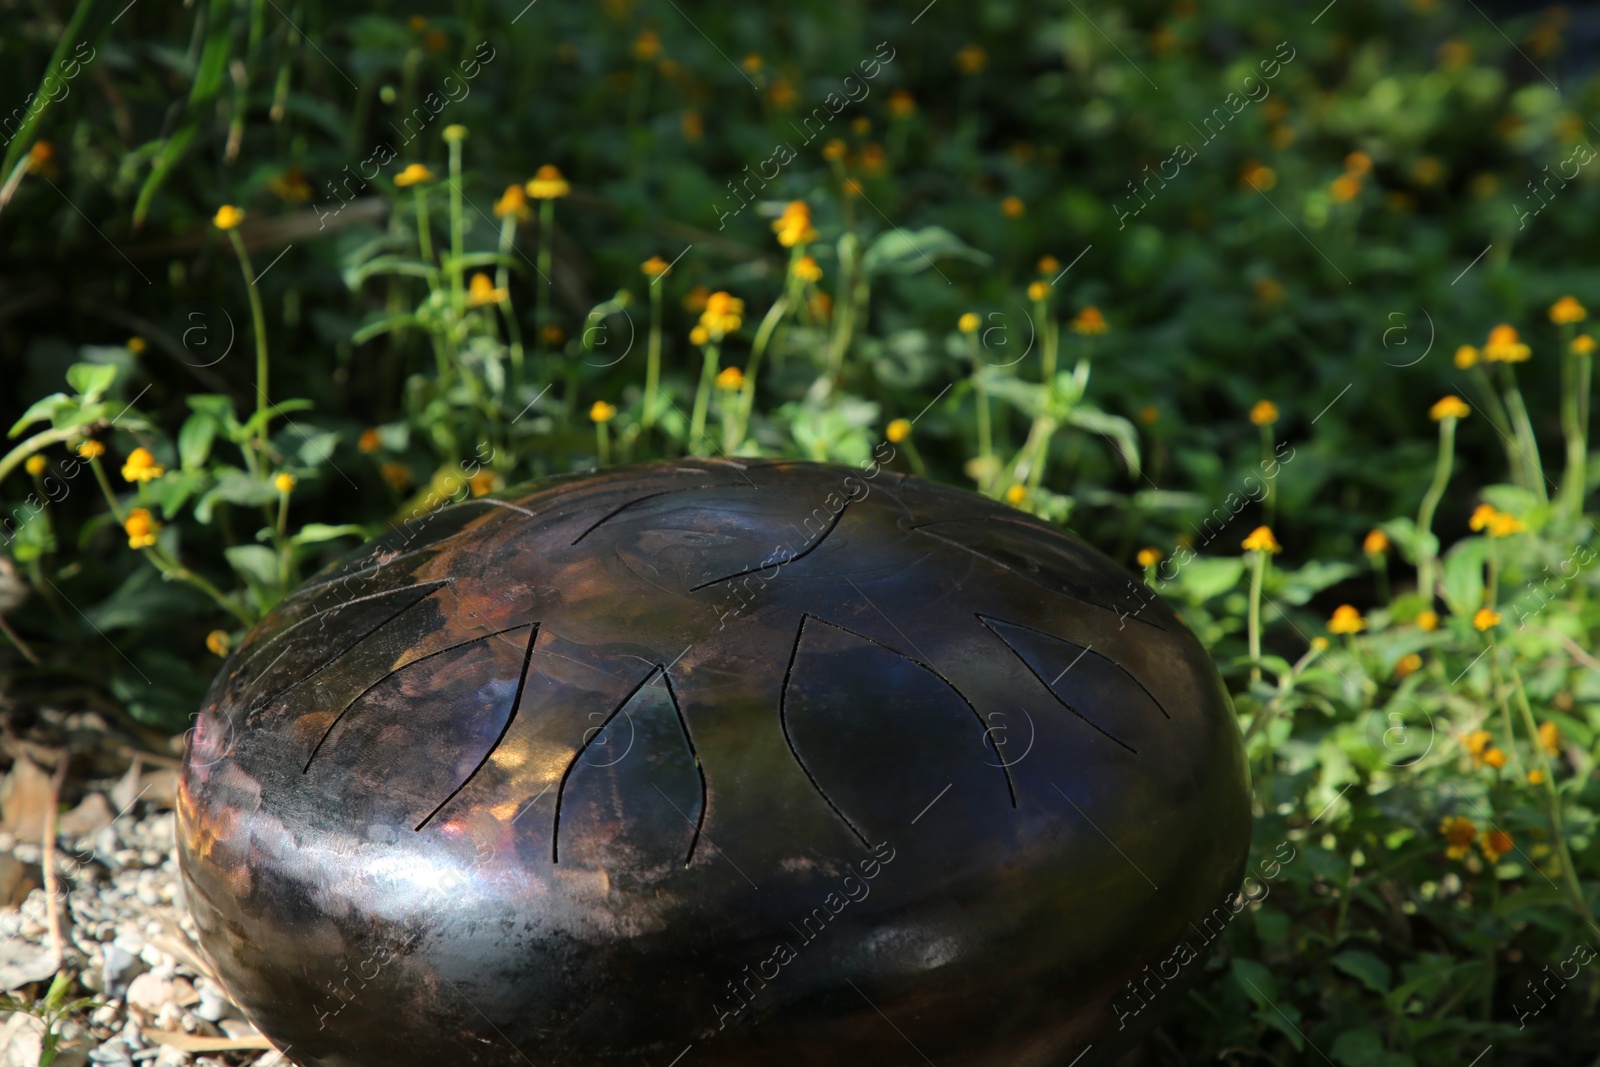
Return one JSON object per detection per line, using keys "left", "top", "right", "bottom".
{"left": 178, "top": 458, "right": 1251, "bottom": 1067}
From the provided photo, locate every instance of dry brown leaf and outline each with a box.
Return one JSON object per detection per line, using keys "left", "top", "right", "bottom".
{"left": 0, "top": 757, "right": 52, "bottom": 843}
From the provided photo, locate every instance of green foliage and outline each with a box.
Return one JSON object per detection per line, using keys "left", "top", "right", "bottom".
{"left": 3, "top": 0, "right": 1600, "bottom": 1062}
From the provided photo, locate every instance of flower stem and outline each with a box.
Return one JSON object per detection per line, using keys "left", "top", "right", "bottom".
{"left": 689, "top": 344, "right": 719, "bottom": 455}
{"left": 1247, "top": 549, "right": 1267, "bottom": 684}
{"left": 537, "top": 198, "right": 555, "bottom": 356}
{"left": 644, "top": 278, "right": 664, "bottom": 430}
{"left": 226, "top": 229, "right": 271, "bottom": 429}
{"left": 1499, "top": 365, "right": 1548, "bottom": 504}
{"left": 1416, "top": 416, "right": 1457, "bottom": 607}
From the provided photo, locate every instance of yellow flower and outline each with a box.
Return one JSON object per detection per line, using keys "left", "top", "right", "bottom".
{"left": 689, "top": 324, "right": 711, "bottom": 346}
{"left": 1037, "top": 255, "right": 1060, "bottom": 275}
{"left": 685, "top": 287, "right": 711, "bottom": 314}
{"left": 852, "top": 116, "right": 872, "bottom": 136}
{"left": 213, "top": 204, "right": 245, "bottom": 230}
{"left": 1464, "top": 730, "right": 1493, "bottom": 757}
{"left": 268, "top": 166, "right": 313, "bottom": 203}
{"left": 1311, "top": 636, "right": 1330, "bottom": 652}
{"left": 1001, "top": 196, "right": 1025, "bottom": 219}
{"left": 681, "top": 110, "right": 703, "bottom": 142}
{"left": 1573, "top": 335, "right": 1596, "bottom": 356}
{"left": 955, "top": 44, "right": 988, "bottom": 74}
{"left": 1005, "top": 484, "right": 1027, "bottom": 505}
{"left": 468, "top": 470, "right": 497, "bottom": 497}
{"left": 1071, "top": 306, "right": 1108, "bottom": 335}
{"left": 380, "top": 461, "right": 412, "bottom": 491}
{"left": 1395, "top": 652, "right": 1423, "bottom": 677}
{"left": 1249, "top": 400, "right": 1278, "bottom": 426}
{"left": 442, "top": 124, "right": 467, "bottom": 143}
{"left": 1538, "top": 721, "right": 1561, "bottom": 757}
{"left": 1136, "top": 547, "right": 1162, "bottom": 568}
{"left": 888, "top": 90, "right": 916, "bottom": 118}
{"left": 1454, "top": 344, "right": 1479, "bottom": 368}
{"left": 1363, "top": 529, "right": 1390, "bottom": 556}
{"left": 1487, "top": 511, "right": 1526, "bottom": 537}
{"left": 542, "top": 324, "right": 565, "bottom": 347}
{"left": 120, "top": 447, "right": 165, "bottom": 484}
{"left": 1241, "top": 525, "right": 1281, "bottom": 554}
{"left": 1467, "top": 503, "right": 1498, "bottom": 532}
{"left": 24, "top": 455, "right": 47, "bottom": 476}
{"left": 1328, "top": 604, "right": 1365, "bottom": 635}
{"left": 1241, "top": 162, "right": 1277, "bottom": 191}
{"left": 124, "top": 508, "right": 159, "bottom": 549}
{"left": 882, "top": 418, "right": 911, "bottom": 444}
{"left": 1483, "top": 746, "right": 1507, "bottom": 768}
{"left": 632, "top": 30, "right": 661, "bottom": 61}
{"left": 1027, "top": 280, "right": 1050, "bottom": 302}
{"left": 394, "top": 164, "right": 434, "bottom": 188}
{"left": 25, "top": 140, "right": 54, "bottom": 176}
{"left": 1527, "top": 769, "right": 1546, "bottom": 785}
{"left": 1483, "top": 323, "right": 1531, "bottom": 363}
{"left": 467, "top": 272, "right": 508, "bottom": 308}
{"left": 793, "top": 255, "right": 823, "bottom": 283}
{"left": 715, "top": 366, "right": 745, "bottom": 391}
{"left": 1481, "top": 829, "right": 1513, "bottom": 862}
{"left": 821, "top": 139, "right": 847, "bottom": 162}
{"left": 128, "top": 336, "right": 147, "bottom": 355}
{"left": 741, "top": 53, "right": 762, "bottom": 73}
{"left": 1549, "top": 295, "right": 1587, "bottom": 324}
{"left": 772, "top": 201, "right": 818, "bottom": 247}
{"left": 1429, "top": 395, "right": 1470, "bottom": 420}
{"left": 1329, "top": 173, "right": 1362, "bottom": 202}
{"left": 358, "top": 428, "right": 382, "bottom": 454}
{"left": 1138, "top": 406, "right": 1160, "bottom": 425}
{"left": 698, "top": 291, "right": 745, "bottom": 338}
{"left": 1416, "top": 609, "right": 1439, "bottom": 631}
{"left": 636, "top": 256, "right": 671, "bottom": 281}
{"left": 494, "top": 184, "right": 531, "bottom": 221}
{"left": 590, "top": 401, "right": 617, "bottom": 423}
{"left": 1440, "top": 815, "right": 1476, "bottom": 860}
{"left": 77, "top": 439, "right": 105, "bottom": 460}
{"left": 843, "top": 176, "right": 864, "bottom": 198}
{"left": 525, "top": 165, "right": 570, "bottom": 199}
{"left": 1473, "top": 607, "right": 1501, "bottom": 631}
{"left": 768, "top": 79, "right": 796, "bottom": 108}
{"left": 958, "top": 312, "right": 981, "bottom": 334}
{"left": 205, "top": 630, "right": 231, "bottom": 657}
{"left": 273, "top": 472, "right": 297, "bottom": 494}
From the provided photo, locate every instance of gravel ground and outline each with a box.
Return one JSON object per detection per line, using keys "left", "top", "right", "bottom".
{"left": 0, "top": 712, "right": 288, "bottom": 1067}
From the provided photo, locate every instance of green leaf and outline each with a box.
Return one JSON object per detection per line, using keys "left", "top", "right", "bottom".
{"left": 1060, "top": 403, "right": 1141, "bottom": 477}
{"left": 290, "top": 523, "right": 367, "bottom": 546}
{"left": 188, "top": 0, "right": 235, "bottom": 106}
{"left": 1171, "top": 557, "right": 1246, "bottom": 602}
{"left": 8, "top": 393, "right": 71, "bottom": 437}
{"left": 194, "top": 468, "right": 277, "bottom": 523}
{"left": 1331, "top": 949, "right": 1392, "bottom": 993}
{"left": 177, "top": 413, "right": 217, "bottom": 469}
{"left": 1331, "top": 1027, "right": 1413, "bottom": 1067}
{"left": 1441, "top": 537, "right": 1489, "bottom": 617}
{"left": 226, "top": 544, "right": 280, "bottom": 593}
{"left": 344, "top": 256, "right": 440, "bottom": 290}
{"left": 239, "top": 399, "right": 315, "bottom": 442}
{"left": 353, "top": 313, "right": 423, "bottom": 345}
{"left": 0, "top": 0, "right": 96, "bottom": 178}
{"left": 862, "top": 226, "right": 991, "bottom": 276}
{"left": 133, "top": 125, "right": 198, "bottom": 228}
{"left": 65, "top": 362, "right": 118, "bottom": 401}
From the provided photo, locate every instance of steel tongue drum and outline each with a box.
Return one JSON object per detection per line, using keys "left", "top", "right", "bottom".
{"left": 178, "top": 458, "right": 1250, "bottom": 1067}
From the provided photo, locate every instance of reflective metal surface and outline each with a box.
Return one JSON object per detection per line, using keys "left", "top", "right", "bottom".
{"left": 178, "top": 458, "right": 1251, "bottom": 1067}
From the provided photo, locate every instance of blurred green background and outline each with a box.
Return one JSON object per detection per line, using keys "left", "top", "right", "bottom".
{"left": 3, "top": 0, "right": 1600, "bottom": 1063}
